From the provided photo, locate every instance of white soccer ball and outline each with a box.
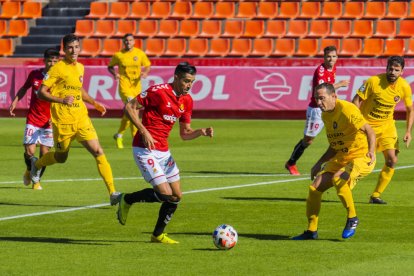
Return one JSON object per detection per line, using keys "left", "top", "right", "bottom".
{"left": 212, "top": 224, "right": 238, "bottom": 250}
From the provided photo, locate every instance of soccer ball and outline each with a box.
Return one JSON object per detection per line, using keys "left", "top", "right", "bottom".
{"left": 212, "top": 224, "right": 238, "bottom": 250}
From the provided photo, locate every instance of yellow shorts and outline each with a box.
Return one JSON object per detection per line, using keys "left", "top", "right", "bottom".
{"left": 373, "top": 122, "right": 399, "bottom": 153}
{"left": 119, "top": 78, "right": 141, "bottom": 102}
{"left": 319, "top": 155, "right": 376, "bottom": 190}
{"left": 52, "top": 117, "right": 98, "bottom": 152}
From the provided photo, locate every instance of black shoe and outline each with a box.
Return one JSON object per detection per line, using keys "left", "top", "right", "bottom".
{"left": 369, "top": 196, "right": 387, "bottom": 204}
{"left": 292, "top": 230, "right": 318, "bottom": 240}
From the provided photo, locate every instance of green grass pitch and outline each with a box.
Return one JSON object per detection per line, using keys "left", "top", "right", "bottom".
{"left": 0, "top": 118, "right": 413, "bottom": 275}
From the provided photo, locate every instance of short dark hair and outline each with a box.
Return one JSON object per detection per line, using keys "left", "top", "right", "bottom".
{"left": 387, "top": 56, "right": 404, "bottom": 69}
{"left": 323, "top": 46, "right": 337, "bottom": 56}
{"left": 44, "top": 48, "right": 60, "bottom": 59}
{"left": 174, "top": 62, "right": 196, "bottom": 77}
{"left": 123, "top": 33, "right": 134, "bottom": 40}
{"left": 315, "top": 82, "right": 335, "bottom": 95}
{"left": 62, "top": 34, "right": 79, "bottom": 48}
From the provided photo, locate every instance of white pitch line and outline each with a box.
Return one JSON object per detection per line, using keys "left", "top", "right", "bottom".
{"left": 1, "top": 165, "right": 413, "bottom": 222}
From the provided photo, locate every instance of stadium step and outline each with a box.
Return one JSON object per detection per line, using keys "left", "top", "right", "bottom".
{"left": 21, "top": 36, "right": 62, "bottom": 45}
{"left": 48, "top": 0, "right": 93, "bottom": 9}
{"left": 13, "top": 44, "right": 60, "bottom": 57}
{"left": 29, "top": 26, "right": 74, "bottom": 36}
{"left": 36, "top": 17, "right": 81, "bottom": 27}
{"left": 43, "top": 8, "right": 90, "bottom": 17}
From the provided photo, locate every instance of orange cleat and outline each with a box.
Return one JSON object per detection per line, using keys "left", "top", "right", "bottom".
{"left": 285, "top": 162, "right": 300, "bottom": 175}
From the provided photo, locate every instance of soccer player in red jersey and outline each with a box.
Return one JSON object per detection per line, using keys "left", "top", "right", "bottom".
{"left": 116, "top": 62, "right": 214, "bottom": 244}
{"left": 9, "top": 48, "right": 60, "bottom": 190}
{"left": 285, "top": 46, "right": 350, "bottom": 175}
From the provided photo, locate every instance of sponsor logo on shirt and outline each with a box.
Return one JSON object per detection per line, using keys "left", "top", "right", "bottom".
{"left": 394, "top": 96, "right": 400, "bottom": 102}
{"left": 163, "top": 114, "right": 177, "bottom": 122}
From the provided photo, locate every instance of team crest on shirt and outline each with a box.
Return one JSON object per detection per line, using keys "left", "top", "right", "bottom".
{"left": 133, "top": 56, "right": 138, "bottom": 61}
{"left": 333, "top": 121, "right": 338, "bottom": 129}
{"left": 79, "top": 76, "right": 83, "bottom": 83}
{"left": 179, "top": 103, "right": 185, "bottom": 113}
{"left": 394, "top": 96, "right": 400, "bottom": 102}
{"left": 140, "top": 90, "right": 148, "bottom": 98}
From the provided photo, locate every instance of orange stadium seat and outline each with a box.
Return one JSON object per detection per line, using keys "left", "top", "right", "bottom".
{"left": 373, "top": 20, "right": 396, "bottom": 38}
{"left": 408, "top": 2, "right": 414, "bottom": 18}
{"left": 364, "top": 2, "right": 386, "bottom": 19}
{"left": 342, "top": 2, "right": 364, "bottom": 19}
{"left": 339, "top": 38, "right": 362, "bottom": 57}
{"left": 330, "top": 20, "right": 351, "bottom": 38}
{"left": 256, "top": 2, "right": 278, "bottom": 19}
{"left": 350, "top": 20, "right": 373, "bottom": 38}
{"left": 385, "top": 2, "right": 408, "bottom": 19}
{"left": 250, "top": 38, "right": 273, "bottom": 57}
{"left": 80, "top": 38, "right": 101, "bottom": 57}
{"left": 285, "top": 20, "right": 308, "bottom": 38}
{"left": 296, "top": 39, "right": 318, "bottom": 57}
{"left": 136, "top": 20, "right": 158, "bottom": 38}
{"left": 114, "top": 20, "right": 136, "bottom": 37}
{"left": 397, "top": 20, "right": 414, "bottom": 37}
{"left": 320, "top": 2, "right": 342, "bottom": 19}
{"left": 406, "top": 40, "right": 414, "bottom": 56}
{"left": 298, "top": 2, "right": 321, "bottom": 19}
{"left": 0, "top": 38, "right": 13, "bottom": 56}
{"left": 74, "top": 20, "right": 94, "bottom": 37}
{"left": 206, "top": 38, "right": 230, "bottom": 57}
{"left": 186, "top": 38, "right": 208, "bottom": 57}
{"left": 222, "top": 20, "right": 244, "bottom": 38}
{"left": 0, "top": 20, "right": 7, "bottom": 36}
{"left": 145, "top": 38, "right": 165, "bottom": 57}
{"left": 278, "top": 2, "right": 299, "bottom": 19}
{"left": 7, "top": 20, "right": 28, "bottom": 36}
{"left": 20, "top": 2, "right": 42, "bottom": 19}
{"left": 318, "top": 39, "right": 341, "bottom": 56}
{"left": 107, "top": 2, "right": 130, "bottom": 19}
{"left": 236, "top": 2, "right": 257, "bottom": 19}
{"left": 157, "top": 20, "right": 178, "bottom": 37}
{"left": 164, "top": 38, "right": 186, "bottom": 57}
{"left": 191, "top": 2, "right": 213, "bottom": 19}
{"left": 94, "top": 20, "right": 115, "bottom": 37}
{"left": 199, "top": 20, "right": 221, "bottom": 38}
{"left": 360, "top": 38, "right": 384, "bottom": 57}
{"left": 100, "top": 38, "right": 122, "bottom": 56}
{"left": 86, "top": 2, "right": 109, "bottom": 19}
{"left": 243, "top": 20, "right": 264, "bottom": 38}
{"left": 308, "top": 20, "right": 330, "bottom": 38}
{"left": 263, "top": 20, "right": 286, "bottom": 38}
{"left": 383, "top": 39, "right": 405, "bottom": 56}
{"left": 270, "top": 38, "right": 295, "bottom": 57}
{"left": 170, "top": 1, "right": 192, "bottom": 19}
{"left": 228, "top": 38, "right": 251, "bottom": 57}
{"left": 177, "top": 20, "right": 199, "bottom": 37}
{"left": 149, "top": 2, "right": 171, "bottom": 19}
{"left": 212, "top": 2, "right": 235, "bottom": 19}
{"left": 0, "top": 1, "right": 21, "bottom": 18}
{"left": 129, "top": 2, "right": 150, "bottom": 19}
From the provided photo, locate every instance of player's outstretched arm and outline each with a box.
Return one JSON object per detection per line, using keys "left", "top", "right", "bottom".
{"left": 333, "top": 79, "right": 350, "bottom": 89}
{"left": 404, "top": 105, "right": 414, "bottom": 148}
{"left": 352, "top": 94, "right": 363, "bottom": 108}
{"left": 81, "top": 88, "right": 106, "bottom": 116}
{"left": 179, "top": 122, "right": 214, "bottom": 141}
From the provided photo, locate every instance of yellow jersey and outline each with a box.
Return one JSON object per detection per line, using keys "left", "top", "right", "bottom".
{"left": 43, "top": 60, "right": 88, "bottom": 124}
{"left": 108, "top": 47, "right": 151, "bottom": 95}
{"left": 322, "top": 99, "right": 369, "bottom": 160}
{"left": 357, "top": 74, "right": 412, "bottom": 128}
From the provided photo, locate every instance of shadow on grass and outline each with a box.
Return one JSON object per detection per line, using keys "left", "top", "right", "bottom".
{"left": 221, "top": 196, "right": 338, "bottom": 203}
{"left": 0, "top": 201, "right": 108, "bottom": 209}
{"left": 181, "top": 170, "right": 287, "bottom": 176}
{"left": 0, "top": 236, "right": 114, "bottom": 245}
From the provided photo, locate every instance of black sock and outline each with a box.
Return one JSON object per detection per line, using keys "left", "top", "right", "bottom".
{"left": 40, "top": 167, "right": 46, "bottom": 177}
{"left": 288, "top": 140, "right": 308, "bottom": 165}
{"left": 124, "top": 188, "right": 158, "bottom": 204}
{"left": 24, "top": 153, "right": 31, "bottom": 171}
{"left": 153, "top": 202, "right": 178, "bottom": 237}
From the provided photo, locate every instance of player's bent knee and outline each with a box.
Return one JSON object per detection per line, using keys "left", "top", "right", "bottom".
{"left": 55, "top": 152, "right": 68, "bottom": 163}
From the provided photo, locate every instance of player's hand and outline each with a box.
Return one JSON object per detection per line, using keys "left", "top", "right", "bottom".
{"left": 202, "top": 127, "right": 214, "bottom": 138}
{"left": 141, "top": 72, "right": 148, "bottom": 79}
{"left": 93, "top": 101, "right": 107, "bottom": 116}
{"left": 9, "top": 102, "right": 17, "bottom": 116}
{"left": 403, "top": 133, "right": 412, "bottom": 148}
{"left": 339, "top": 80, "right": 350, "bottom": 88}
{"left": 63, "top": 95, "right": 74, "bottom": 105}
{"left": 366, "top": 151, "right": 376, "bottom": 166}
{"left": 141, "top": 129, "right": 155, "bottom": 150}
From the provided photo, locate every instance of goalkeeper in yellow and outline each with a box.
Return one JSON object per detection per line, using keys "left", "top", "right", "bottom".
{"left": 293, "top": 83, "right": 376, "bottom": 240}
{"left": 353, "top": 56, "right": 413, "bottom": 204}
{"left": 108, "top": 33, "right": 151, "bottom": 149}
{"left": 30, "top": 34, "right": 120, "bottom": 205}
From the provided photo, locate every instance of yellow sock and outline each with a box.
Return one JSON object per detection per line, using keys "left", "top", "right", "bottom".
{"left": 36, "top": 151, "right": 58, "bottom": 168}
{"left": 372, "top": 165, "right": 394, "bottom": 198}
{"left": 96, "top": 154, "right": 115, "bottom": 195}
{"left": 117, "top": 115, "right": 130, "bottom": 136}
{"left": 333, "top": 176, "right": 356, "bottom": 218}
{"left": 130, "top": 123, "right": 137, "bottom": 137}
{"left": 306, "top": 186, "right": 322, "bottom": 232}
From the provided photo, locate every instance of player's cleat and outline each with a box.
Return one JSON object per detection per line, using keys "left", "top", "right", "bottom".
{"left": 32, "top": 182, "right": 43, "bottom": 190}
{"left": 285, "top": 162, "right": 300, "bottom": 175}
{"left": 342, "top": 216, "right": 359, "bottom": 239}
{"left": 292, "top": 230, "right": 318, "bottom": 240}
{"left": 117, "top": 194, "right": 131, "bottom": 225}
{"left": 369, "top": 196, "right": 387, "bottom": 205}
{"left": 151, "top": 233, "right": 179, "bottom": 244}
{"left": 30, "top": 157, "right": 42, "bottom": 184}
{"left": 23, "top": 170, "right": 31, "bottom": 186}
{"left": 110, "top": 191, "right": 121, "bottom": 206}
{"left": 113, "top": 134, "right": 124, "bottom": 149}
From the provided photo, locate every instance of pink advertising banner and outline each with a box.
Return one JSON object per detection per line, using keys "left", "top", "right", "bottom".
{"left": 1, "top": 66, "right": 413, "bottom": 112}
